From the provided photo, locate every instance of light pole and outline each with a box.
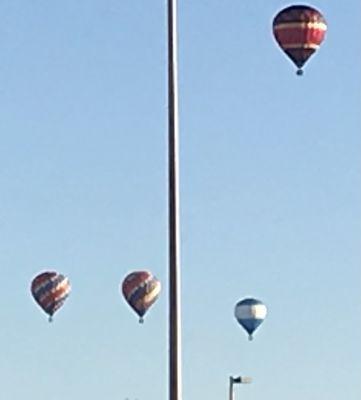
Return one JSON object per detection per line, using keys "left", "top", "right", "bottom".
{"left": 167, "top": 2, "right": 182, "bottom": 400}
{"left": 229, "top": 376, "right": 252, "bottom": 400}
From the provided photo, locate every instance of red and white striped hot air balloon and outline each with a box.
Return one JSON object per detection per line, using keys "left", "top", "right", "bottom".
{"left": 273, "top": 5, "right": 327, "bottom": 75}
{"left": 31, "top": 271, "right": 71, "bottom": 322}
{"left": 121, "top": 270, "right": 161, "bottom": 323}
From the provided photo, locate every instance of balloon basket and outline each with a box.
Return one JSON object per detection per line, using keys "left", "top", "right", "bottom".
{"left": 296, "top": 69, "right": 303, "bottom": 76}
{"left": 139, "top": 317, "right": 144, "bottom": 324}
{"left": 48, "top": 316, "right": 53, "bottom": 323}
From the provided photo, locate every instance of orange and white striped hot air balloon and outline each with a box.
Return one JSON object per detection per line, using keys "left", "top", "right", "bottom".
{"left": 273, "top": 5, "right": 327, "bottom": 75}
{"left": 31, "top": 271, "right": 71, "bottom": 322}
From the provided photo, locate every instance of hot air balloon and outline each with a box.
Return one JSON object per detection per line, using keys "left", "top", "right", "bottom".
{"left": 234, "top": 298, "right": 267, "bottom": 340}
{"left": 121, "top": 270, "right": 161, "bottom": 323}
{"left": 31, "top": 271, "right": 71, "bottom": 322}
{"left": 272, "top": 5, "right": 327, "bottom": 75}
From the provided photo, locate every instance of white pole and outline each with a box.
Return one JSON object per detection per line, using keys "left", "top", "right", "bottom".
{"left": 167, "top": 1, "right": 182, "bottom": 400}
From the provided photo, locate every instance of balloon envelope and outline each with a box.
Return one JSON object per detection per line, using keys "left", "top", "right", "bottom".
{"left": 234, "top": 298, "right": 267, "bottom": 340}
{"left": 31, "top": 271, "right": 71, "bottom": 321}
{"left": 121, "top": 270, "right": 161, "bottom": 323}
{"left": 272, "top": 5, "right": 327, "bottom": 75}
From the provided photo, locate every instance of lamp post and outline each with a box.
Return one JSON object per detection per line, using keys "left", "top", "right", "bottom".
{"left": 229, "top": 376, "right": 252, "bottom": 400}
{"left": 167, "top": 2, "right": 182, "bottom": 400}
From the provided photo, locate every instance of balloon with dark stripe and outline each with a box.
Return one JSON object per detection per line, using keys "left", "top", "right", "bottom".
{"left": 121, "top": 270, "right": 161, "bottom": 323}
{"left": 234, "top": 298, "right": 267, "bottom": 340}
{"left": 31, "top": 271, "right": 71, "bottom": 322}
{"left": 273, "top": 5, "right": 327, "bottom": 75}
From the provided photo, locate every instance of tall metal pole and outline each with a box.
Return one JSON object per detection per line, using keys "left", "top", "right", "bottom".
{"left": 229, "top": 376, "right": 252, "bottom": 400}
{"left": 229, "top": 377, "right": 234, "bottom": 400}
{"left": 167, "top": 1, "right": 182, "bottom": 400}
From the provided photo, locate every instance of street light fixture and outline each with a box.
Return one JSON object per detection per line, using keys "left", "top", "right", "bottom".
{"left": 229, "top": 376, "right": 252, "bottom": 400}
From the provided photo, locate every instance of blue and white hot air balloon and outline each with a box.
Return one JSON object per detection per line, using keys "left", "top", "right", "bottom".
{"left": 234, "top": 298, "right": 267, "bottom": 340}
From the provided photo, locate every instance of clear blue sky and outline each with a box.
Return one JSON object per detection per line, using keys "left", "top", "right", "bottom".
{"left": 0, "top": 1, "right": 360, "bottom": 399}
